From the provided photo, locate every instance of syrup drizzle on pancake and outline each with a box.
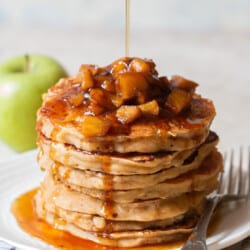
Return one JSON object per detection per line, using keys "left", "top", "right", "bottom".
{"left": 101, "top": 155, "right": 115, "bottom": 235}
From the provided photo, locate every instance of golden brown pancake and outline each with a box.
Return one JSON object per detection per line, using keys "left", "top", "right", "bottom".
{"left": 35, "top": 192, "right": 202, "bottom": 232}
{"left": 38, "top": 149, "right": 221, "bottom": 202}
{"left": 38, "top": 131, "right": 218, "bottom": 176}
{"left": 53, "top": 150, "right": 222, "bottom": 202}
{"left": 37, "top": 95, "right": 215, "bottom": 153}
{"left": 37, "top": 57, "right": 215, "bottom": 153}
{"left": 35, "top": 198, "right": 197, "bottom": 248}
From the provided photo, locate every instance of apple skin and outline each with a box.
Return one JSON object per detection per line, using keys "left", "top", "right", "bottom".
{"left": 0, "top": 54, "right": 68, "bottom": 152}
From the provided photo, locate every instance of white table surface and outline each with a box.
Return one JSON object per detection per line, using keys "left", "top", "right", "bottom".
{"left": 0, "top": 28, "right": 249, "bottom": 249}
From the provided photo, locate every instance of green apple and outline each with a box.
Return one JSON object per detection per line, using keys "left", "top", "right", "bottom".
{"left": 0, "top": 54, "right": 68, "bottom": 152}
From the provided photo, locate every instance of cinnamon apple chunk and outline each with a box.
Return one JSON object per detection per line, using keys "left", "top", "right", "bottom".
{"left": 165, "top": 89, "right": 192, "bottom": 114}
{"left": 117, "top": 72, "right": 149, "bottom": 100}
{"left": 80, "top": 69, "right": 95, "bottom": 90}
{"left": 116, "top": 105, "right": 142, "bottom": 124}
{"left": 169, "top": 75, "right": 198, "bottom": 92}
{"left": 66, "top": 92, "right": 84, "bottom": 107}
{"left": 129, "top": 58, "right": 151, "bottom": 74}
{"left": 81, "top": 116, "right": 111, "bottom": 136}
{"left": 89, "top": 88, "right": 115, "bottom": 110}
{"left": 139, "top": 100, "right": 159, "bottom": 116}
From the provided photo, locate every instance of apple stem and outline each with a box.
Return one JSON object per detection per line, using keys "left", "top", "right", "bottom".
{"left": 24, "top": 54, "right": 30, "bottom": 73}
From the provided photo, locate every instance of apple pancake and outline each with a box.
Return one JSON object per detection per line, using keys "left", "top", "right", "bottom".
{"left": 38, "top": 149, "right": 221, "bottom": 203}
{"left": 35, "top": 189, "right": 203, "bottom": 232}
{"left": 38, "top": 136, "right": 218, "bottom": 192}
{"left": 37, "top": 58, "right": 215, "bottom": 153}
{"left": 51, "top": 150, "right": 222, "bottom": 203}
{"left": 37, "top": 172, "right": 209, "bottom": 222}
{"left": 34, "top": 200, "right": 197, "bottom": 247}
{"left": 38, "top": 131, "right": 218, "bottom": 176}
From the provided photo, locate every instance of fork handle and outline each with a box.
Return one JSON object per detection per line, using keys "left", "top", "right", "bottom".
{"left": 181, "top": 196, "right": 222, "bottom": 250}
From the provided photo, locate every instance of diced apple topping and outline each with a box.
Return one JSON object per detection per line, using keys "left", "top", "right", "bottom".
{"left": 57, "top": 57, "right": 201, "bottom": 135}
{"left": 116, "top": 105, "right": 142, "bottom": 124}
{"left": 111, "top": 61, "right": 128, "bottom": 76}
{"left": 165, "top": 89, "right": 192, "bottom": 114}
{"left": 101, "top": 80, "right": 116, "bottom": 93}
{"left": 67, "top": 92, "right": 84, "bottom": 107}
{"left": 129, "top": 58, "right": 151, "bottom": 74}
{"left": 109, "top": 94, "right": 124, "bottom": 108}
{"left": 169, "top": 75, "right": 198, "bottom": 91}
{"left": 89, "top": 88, "right": 114, "bottom": 110}
{"left": 139, "top": 100, "right": 159, "bottom": 116}
{"left": 80, "top": 69, "right": 94, "bottom": 90}
{"left": 85, "top": 102, "right": 104, "bottom": 116}
{"left": 117, "top": 72, "right": 149, "bottom": 100}
{"left": 81, "top": 116, "right": 111, "bottom": 136}
{"left": 79, "top": 64, "right": 98, "bottom": 75}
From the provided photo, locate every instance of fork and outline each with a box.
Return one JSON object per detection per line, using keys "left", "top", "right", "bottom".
{"left": 181, "top": 147, "right": 250, "bottom": 250}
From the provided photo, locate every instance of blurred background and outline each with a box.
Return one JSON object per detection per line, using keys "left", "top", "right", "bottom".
{"left": 1, "top": 0, "right": 250, "bottom": 31}
{"left": 0, "top": 0, "right": 250, "bottom": 154}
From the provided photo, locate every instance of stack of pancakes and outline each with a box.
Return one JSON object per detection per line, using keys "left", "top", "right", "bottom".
{"left": 35, "top": 57, "right": 222, "bottom": 247}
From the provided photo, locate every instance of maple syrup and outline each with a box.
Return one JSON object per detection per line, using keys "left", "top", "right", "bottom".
{"left": 125, "top": 0, "right": 130, "bottom": 56}
{"left": 101, "top": 155, "right": 115, "bottom": 234}
{"left": 11, "top": 189, "right": 184, "bottom": 250}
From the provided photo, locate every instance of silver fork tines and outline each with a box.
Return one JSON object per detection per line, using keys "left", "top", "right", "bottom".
{"left": 181, "top": 146, "right": 250, "bottom": 250}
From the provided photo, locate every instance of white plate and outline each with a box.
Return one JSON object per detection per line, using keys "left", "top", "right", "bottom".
{"left": 0, "top": 151, "right": 249, "bottom": 250}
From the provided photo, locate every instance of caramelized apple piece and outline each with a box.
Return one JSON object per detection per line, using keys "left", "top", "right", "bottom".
{"left": 89, "top": 88, "right": 114, "bottom": 110}
{"left": 116, "top": 105, "right": 142, "bottom": 124}
{"left": 95, "top": 75, "right": 112, "bottom": 87}
{"left": 67, "top": 92, "right": 84, "bottom": 107}
{"left": 80, "top": 69, "right": 95, "bottom": 90}
{"left": 117, "top": 72, "right": 149, "bottom": 100}
{"left": 79, "top": 64, "right": 98, "bottom": 75}
{"left": 169, "top": 75, "right": 198, "bottom": 91}
{"left": 129, "top": 58, "right": 151, "bottom": 74}
{"left": 166, "top": 89, "right": 191, "bottom": 114}
{"left": 101, "top": 80, "right": 116, "bottom": 93}
{"left": 109, "top": 94, "right": 124, "bottom": 108}
{"left": 111, "top": 61, "right": 128, "bottom": 76}
{"left": 81, "top": 116, "right": 111, "bottom": 136}
{"left": 112, "top": 57, "right": 131, "bottom": 66}
{"left": 139, "top": 100, "right": 159, "bottom": 116}
{"left": 85, "top": 102, "right": 105, "bottom": 116}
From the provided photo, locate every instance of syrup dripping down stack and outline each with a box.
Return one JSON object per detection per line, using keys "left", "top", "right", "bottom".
{"left": 35, "top": 57, "right": 222, "bottom": 247}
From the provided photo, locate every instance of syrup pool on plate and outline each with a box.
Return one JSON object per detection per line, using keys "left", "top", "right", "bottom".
{"left": 11, "top": 188, "right": 184, "bottom": 250}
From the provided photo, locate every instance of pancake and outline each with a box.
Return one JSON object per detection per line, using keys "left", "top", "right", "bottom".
{"left": 34, "top": 205, "right": 196, "bottom": 247}
{"left": 37, "top": 58, "right": 216, "bottom": 154}
{"left": 38, "top": 172, "right": 208, "bottom": 221}
{"left": 37, "top": 95, "right": 215, "bottom": 153}
{"left": 38, "top": 131, "right": 218, "bottom": 176}
{"left": 54, "top": 150, "right": 222, "bottom": 202}
{"left": 35, "top": 191, "right": 202, "bottom": 232}
{"left": 38, "top": 138, "right": 218, "bottom": 191}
